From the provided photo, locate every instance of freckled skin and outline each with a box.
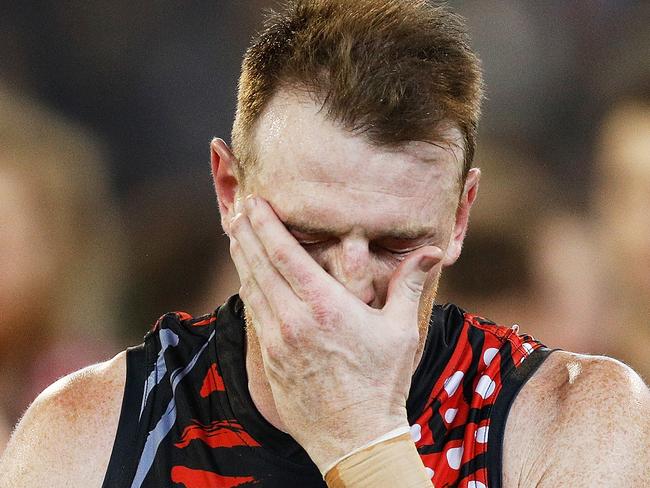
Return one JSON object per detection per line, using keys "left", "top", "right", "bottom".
{"left": 0, "top": 90, "right": 648, "bottom": 486}
{"left": 0, "top": 352, "right": 126, "bottom": 487}
{"left": 502, "top": 351, "right": 650, "bottom": 486}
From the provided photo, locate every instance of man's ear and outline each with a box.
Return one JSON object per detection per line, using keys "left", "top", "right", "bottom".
{"left": 442, "top": 167, "right": 481, "bottom": 267}
{"left": 210, "top": 137, "right": 241, "bottom": 236}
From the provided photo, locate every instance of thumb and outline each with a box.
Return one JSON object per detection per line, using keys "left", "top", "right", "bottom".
{"left": 384, "top": 246, "right": 443, "bottom": 315}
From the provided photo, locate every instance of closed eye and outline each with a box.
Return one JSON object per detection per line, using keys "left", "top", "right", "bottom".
{"left": 374, "top": 244, "right": 421, "bottom": 256}
{"left": 298, "top": 239, "right": 329, "bottom": 247}
{"left": 289, "top": 228, "right": 333, "bottom": 248}
{"left": 293, "top": 235, "right": 334, "bottom": 249}
{"left": 372, "top": 237, "right": 430, "bottom": 256}
{"left": 386, "top": 247, "right": 417, "bottom": 255}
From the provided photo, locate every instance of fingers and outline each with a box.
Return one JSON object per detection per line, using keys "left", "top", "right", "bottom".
{"left": 243, "top": 195, "right": 338, "bottom": 301}
{"left": 384, "top": 246, "right": 443, "bottom": 317}
{"left": 229, "top": 235, "right": 276, "bottom": 341}
{"left": 229, "top": 211, "right": 299, "bottom": 318}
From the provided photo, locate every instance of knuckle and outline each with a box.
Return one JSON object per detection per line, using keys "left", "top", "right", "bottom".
{"left": 269, "top": 247, "right": 289, "bottom": 266}
{"left": 301, "top": 278, "right": 321, "bottom": 300}
{"left": 402, "top": 278, "right": 424, "bottom": 301}
{"left": 309, "top": 301, "right": 340, "bottom": 330}
{"left": 309, "top": 302, "right": 330, "bottom": 322}
{"left": 278, "top": 317, "right": 301, "bottom": 345}
{"left": 248, "top": 252, "right": 264, "bottom": 271}
{"left": 264, "top": 342, "right": 284, "bottom": 363}
{"left": 247, "top": 207, "right": 265, "bottom": 227}
{"left": 279, "top": 321, "right": 294, "bottom": 340}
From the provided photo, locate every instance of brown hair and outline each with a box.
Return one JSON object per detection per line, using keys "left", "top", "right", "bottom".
{"left": 231, "top": 0, "right": 483, "bottom": 183}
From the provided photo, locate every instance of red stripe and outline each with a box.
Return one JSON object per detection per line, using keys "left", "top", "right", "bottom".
{"left": 171, "top": 466, "right": 256, "bottom": 487}
{"left": 192, "top": 315, "right": 217, "bottom": 327}
{"left": 175, "top": 311, "right": 194, "bottom": 321}
{"left": 175, "top": 420, "right": 260, "bottom": 449}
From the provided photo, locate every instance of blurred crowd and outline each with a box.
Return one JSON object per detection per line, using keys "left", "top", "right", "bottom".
{"left": 1, "top": 1, "right": 648, "bottom": 454}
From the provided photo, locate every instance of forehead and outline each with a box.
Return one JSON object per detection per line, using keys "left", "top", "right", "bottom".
{"left": 248, "top": 90, "right": 463, "bottom": 234}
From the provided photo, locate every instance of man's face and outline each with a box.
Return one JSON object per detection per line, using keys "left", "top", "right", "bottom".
{"left": 241, "top": 90, "right": 466, "bottom": 342}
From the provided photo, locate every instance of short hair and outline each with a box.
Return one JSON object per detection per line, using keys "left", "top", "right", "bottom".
{"left": 231, "top": 0, "right": 483, "bottom": 184}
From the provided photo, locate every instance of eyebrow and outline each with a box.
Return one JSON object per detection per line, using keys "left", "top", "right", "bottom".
{"left": 283, "top": 219, "right": 434, "bottom": 241}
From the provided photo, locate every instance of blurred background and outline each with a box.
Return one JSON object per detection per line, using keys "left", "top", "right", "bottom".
{"left": 1, "top": 0, "right": 648, "bottom": 452}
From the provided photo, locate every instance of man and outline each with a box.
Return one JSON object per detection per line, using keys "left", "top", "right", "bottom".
{"left": 1, "top": 1, "right": 648, "bottom": 487}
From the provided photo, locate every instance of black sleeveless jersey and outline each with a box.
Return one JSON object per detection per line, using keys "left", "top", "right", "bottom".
{"left": 103, "top": 295, "right": 552, "bottom": 488}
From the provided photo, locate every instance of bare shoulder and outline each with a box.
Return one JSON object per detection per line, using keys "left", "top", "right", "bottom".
{"left": 503, "top": 350, "right": 650, "bottom": 487}
{"left": 0, "top": 351, "right": 127, "bottom": 488}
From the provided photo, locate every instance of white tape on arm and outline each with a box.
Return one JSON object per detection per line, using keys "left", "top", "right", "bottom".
{"left": 321, "top": 425, "right": 411, "bottom": 477}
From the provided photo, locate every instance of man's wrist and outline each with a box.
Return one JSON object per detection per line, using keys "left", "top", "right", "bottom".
{"left": 320, "top": 425, "right": 411, "bottom": 475}
{"left": 324, "top": 432, "right": 433, "bottom": 487}
{"left": 303, "top": 414, "right": 410, "bottom": 473}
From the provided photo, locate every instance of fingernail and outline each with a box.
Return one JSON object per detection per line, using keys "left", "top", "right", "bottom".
{"left": 418, "top": 255, "right": 438, "bottom": 273}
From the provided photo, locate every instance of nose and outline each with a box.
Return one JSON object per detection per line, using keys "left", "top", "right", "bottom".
{"left": 326, "top": 237, "right": 376, "bottom": 306}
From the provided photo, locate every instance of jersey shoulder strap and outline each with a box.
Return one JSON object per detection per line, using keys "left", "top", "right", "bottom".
{"left": 487, "top": 346, "right": 554, "bottom": 487}
{"left": 102, "top": 310, "right": 218, "bottom": 487}
{"left": 102, "top": 342, "right": 149, "bottom": 487}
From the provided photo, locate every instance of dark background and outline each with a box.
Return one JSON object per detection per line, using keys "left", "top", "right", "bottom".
{"left": 1, "top": 0, "right": 648, "bottom": 448}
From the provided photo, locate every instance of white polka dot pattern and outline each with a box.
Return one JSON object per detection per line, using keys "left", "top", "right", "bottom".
{"left": 410, "top": 423, "right": 421, "bottom": 442}
{"left": 444, "top": 408, "right": 458, "bottom": 424}
{"left": 482, "top": 347, "right": 498, "bottom": 367}
{"left": 446, "top": 445, "right": 463, "bottom": 470}
{"left": 402, "top": 311, "right": 544, "bottom": 488}
{"left": 467, "top": 481, "right": 487, "bottom": 488}
{"left": 475, "top": 375, "right": 496, "bottom": 399}
{"left": 475, "top": 426, "right": 489, "bottom": 444}
{"left": 443, "top": 371, "right": 464, "bottom": 397}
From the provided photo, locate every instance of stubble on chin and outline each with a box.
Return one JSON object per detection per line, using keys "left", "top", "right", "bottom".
{"left": 244, "top": 308, "right": 265, "bottom": 378}
{"left": 415, "top": 268, "right": 441, "bottom": 365}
